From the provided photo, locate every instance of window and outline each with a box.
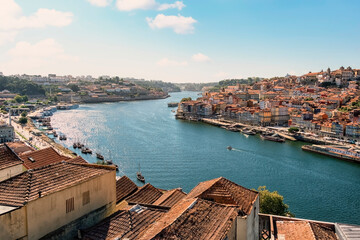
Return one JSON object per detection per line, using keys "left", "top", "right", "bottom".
{"left": 66, "top": 197, "right": 74, "bottom": 213}
{"left": 82, "top": 191, "right": 90, "bottom": 206}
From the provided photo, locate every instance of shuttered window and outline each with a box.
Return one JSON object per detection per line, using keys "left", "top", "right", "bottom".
{"left": 66, "top": 197, "right": 74, "bottom": 213}
{"left": 83, "top": 191, "right": 90, "bottom": 206}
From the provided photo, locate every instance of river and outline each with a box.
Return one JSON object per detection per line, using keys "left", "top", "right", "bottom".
{"left": 51, "top": 91, "right": 360, "bottom": 225}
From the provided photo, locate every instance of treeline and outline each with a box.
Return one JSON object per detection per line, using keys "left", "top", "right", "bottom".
{"left": 210, "top": 77, "right": 262, "bottom": 92}
{"left": 0, "top": 76, "right": 45, "bottom": 95}
{"left": 128, "top": 79, "right": 180, "bottom": 92}
{"left": 175, "top": 82, "right": 217, "bottom": 91}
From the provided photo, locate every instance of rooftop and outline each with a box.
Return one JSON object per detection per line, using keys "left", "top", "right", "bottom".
{"left": 81, "top": 205, "right": 166, "bottom": 240}
{"left": 116, "top": 176, "right": 138, "bottom": 203}
{"left": 125, "top": 183, "right": 163, "bottom": 205}
{"left": 19, "top": 147, "right": 70, "bottom": 169}
{"left": 187, "top": 177, "right": 259, "bottom": 215}
{"left": 152, "top": 199, "right": 238, "bottom": 240}
{"left": 6, "top": 142, "right": 35, "bottom": 155}
{"left": 0, "top": 144, "right": 23, "bottom": 171}
{"left": 0, "top": 161, "right": 114, "bottom": 207}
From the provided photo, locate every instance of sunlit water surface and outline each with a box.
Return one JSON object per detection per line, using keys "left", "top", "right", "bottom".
{"left": 51, "top": 92, "right": 360, "bottom": 224}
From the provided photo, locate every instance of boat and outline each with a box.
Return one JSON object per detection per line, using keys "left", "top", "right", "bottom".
{"left": 167, "top": 102, "right": 179, "bottom": 107}
{"left": 242, "top": 129, "right": 256, "bottom": 135}
{"left": 73, "top": 142, "right": 78, "bottom": 148}
{"left": 59, "top": 135, "right": 67, "bottom": 140}
{"left": 81, "top": 147, "right": 88, "bottom": 154}
{"left": 302, "top": 145, "right": 360, "bottom": 163}
{"left": 136, "top": 163, "right": 145, "bottom": 183}
{"left": 96, "top": 153, "right": 104, "bottom": 160}
{"left": 227, "top": 146, "right": 232, "bottom": 151}
{"left": 260, "top": 134, "right": 285, "bottom": 143}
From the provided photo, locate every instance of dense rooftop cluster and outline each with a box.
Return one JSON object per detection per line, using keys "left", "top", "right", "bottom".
{"left": 178, "top": 66, "right": 360, "bottom": 140}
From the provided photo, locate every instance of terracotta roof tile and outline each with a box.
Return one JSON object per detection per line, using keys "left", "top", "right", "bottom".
{"left": 81, "top": 207, "right": 166, "bottom": 240}
{"left": 277, "top": 221, "right": 316, "bottom": 240}
{"left": 125, "top": 183, "right": 163, "bottom": 205}
{"left": 152, "top": 199, "right": 238, "bottom": 240}
{"left": 0, "top": 161, "right": 114, "bottom": 207}
{"left": 187, "top": 177, "right": 259, "bottom": 215}
{"left": 116, "top": 176, "right": 138, "bottom": 203}
{"left": 310, "top": 222, "right": 338, "bottom": 240}
{"left": 152, "top": 188, "right": 187, "bottom": 207}
{"left": 0, "top": 144, "right": 23, "bottom": 171}
{"left": 66, "top": 156, "right": 88, "bottom": 164}
{"left": 20, "top": 147, "right": 70, "bottom": 169}
{"left": 6, "top": 142, "right": 35, "bottom": 155}
{"left": 138, "top": 198, "right": 197, "bottom": 240}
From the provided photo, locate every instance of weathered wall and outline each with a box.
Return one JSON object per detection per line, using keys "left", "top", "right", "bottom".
{"left": 26, "top": 171, "right": 116, "bottom": 240}
{"left": 0, "top": 164, "right": 24, "bottom": 182}
{"left": 0, "top": 207, "right": 27, "bottom": 240}
{"left": 236, "top": 196, "right": 259, "bottom": 240}
{"left": 237, "top": 216, "right": 248, "bottom": 240}
{"left": 246, "top": 197, "right": 259, "bottom": 240}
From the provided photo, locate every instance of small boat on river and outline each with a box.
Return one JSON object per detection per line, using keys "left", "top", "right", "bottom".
{"left": 136, "top": 163, "right": 145, "bottom": 183}
{"left": 96, "top": 153, "right": 104, "bottom": 160}
{"left": 227, "top": 146, "right": 232, "bottom": 151}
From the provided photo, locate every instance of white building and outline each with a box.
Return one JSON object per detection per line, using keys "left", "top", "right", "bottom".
{"left": 0, "top": 121, "right": 14, "bottom": 143}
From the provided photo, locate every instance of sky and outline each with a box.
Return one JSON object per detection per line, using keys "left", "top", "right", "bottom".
{"left": 0, "top": 0, "right": 359, "bottom": 83}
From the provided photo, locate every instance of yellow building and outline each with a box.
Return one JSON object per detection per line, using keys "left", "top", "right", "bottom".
{"left": 0, "top": 161, "right": 116, "bottom": 240}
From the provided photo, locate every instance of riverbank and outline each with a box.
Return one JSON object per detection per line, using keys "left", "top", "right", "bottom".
{"left": 81, "top": 94, "right": 170, "bottom": 103}
{"left": 176, "top": 114, "right": 360, "bottom": 161}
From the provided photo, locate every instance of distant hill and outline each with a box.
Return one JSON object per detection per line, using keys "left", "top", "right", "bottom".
{"left": 0, "top": 76, "right": 46, "bottom": 95}
{"left": 124, "top": 78, "right": 181, "bottom": 92}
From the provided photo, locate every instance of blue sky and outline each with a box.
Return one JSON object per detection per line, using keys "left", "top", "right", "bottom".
{"left": 0, "top": 0, "right": 359, "bottom": 82}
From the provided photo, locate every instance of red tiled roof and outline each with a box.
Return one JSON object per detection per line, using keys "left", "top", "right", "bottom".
{"left": 0, "top": 162, "right": 115, "bottom": 207}
{"left": 81, "top": 207, "right": 166, "bottom": 240}
{"left": 310, "top": 222, "right": 338, "bottom": 240}
{"left": 186, "top": 177, "right": 259, "bottom": 215}
{"left": 125, "top": 183, "right": 163, "bottom": 205}
{"left": 152, "top": 188, "right": 187, "bottom": 207}
{"left": 116, "top": 176, "right": 138, "bottom": 203}
{"left": 20, "top": 147, "right": 70, "bottom": 169}
{"left": 0, "top": 144, "right": 23, "bottom": 171}
{"left": 276, "top": 221, "right": 315, "bottom": 240}
{"left": 6, "top": 142, "right": 35, "bottom": 155}
{"left": 66, "top": 156, "right": 88, "bottom": 164}
{"left": 152, "top": 199, "right": 238, "bottom": 240}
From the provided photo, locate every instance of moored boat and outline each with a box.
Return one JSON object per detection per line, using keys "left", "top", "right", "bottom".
{"left": 260, "top": 134, "right": 285, "bottom": 143}
{"left": 96, "top": 153, "right": 104, "bottom": 160}
{"left": 242, "top": 129, "right": 256, "bottom": 135}
{"left": 136, "top": 163, "right": 145, "bottom": 183}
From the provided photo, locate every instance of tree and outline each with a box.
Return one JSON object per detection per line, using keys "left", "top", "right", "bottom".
{"left": 288, "top": 127, "right": 299, "bottom": 133}
{"left": 14, "top": 95, "right": 23, "bottom": 103}
{"left": 19, "top": 117, "right": 28, "bottom": 125}
{"left": 257, "top": 186, "right": 294, "bottom": 217}
{"left": 21, "top": 112, "right": 27, "bottom": 117}
{"left": 68, "top": 84, "right": 80, "bottom": 92}
{"left": 181, "top": 97, "right": 192, "bottom": 102}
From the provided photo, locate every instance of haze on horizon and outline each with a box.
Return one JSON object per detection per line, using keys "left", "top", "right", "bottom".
{"left": 0, "top": 0, "right": 359, "bottom": 83}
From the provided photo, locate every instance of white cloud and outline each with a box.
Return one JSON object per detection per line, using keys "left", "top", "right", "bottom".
{"left": 116, "top": 0, "right": 157, "bottom": 11}
{"left": 0, "top": 31, "right": 17, "bottom": 46}
{"left": 157, "top": 58, "right": 187, "bottom": 67}
{"left": 192, "top": 53, "right": 211, "bottom": 62}
{"left": 1, "top": 38, "right": 79, "bottom": 73}
{"left": 158, "top": 1, "right": 185, "bottom": 11}
{"left": 0, "top": 0, "right": 73, "bottom": 31}
{"left": 116, "top": 0, "right": 185, "bottom": 11}
{"left": 87, "top": 0, "right": 112, "bottom": 7}
{"left": 146, "top": 14, "right": 196, "bottom": 34}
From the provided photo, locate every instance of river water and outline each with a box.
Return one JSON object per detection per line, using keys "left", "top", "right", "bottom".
{"left": 51, "top": 91, "right": 360, "bottom": 225}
